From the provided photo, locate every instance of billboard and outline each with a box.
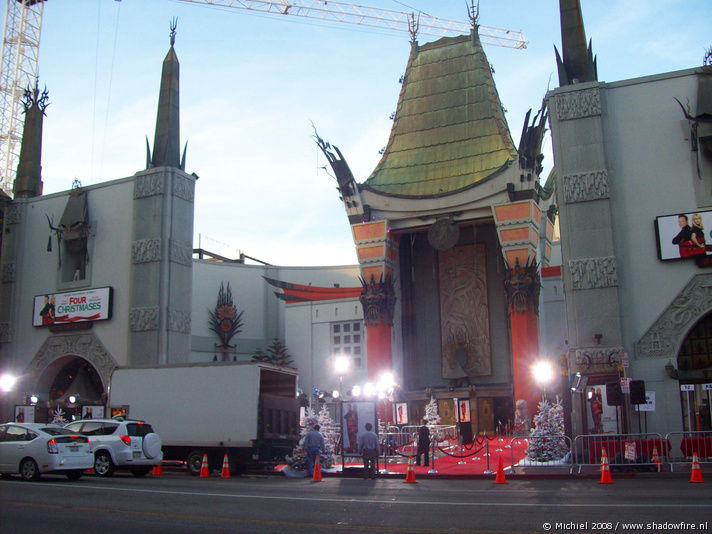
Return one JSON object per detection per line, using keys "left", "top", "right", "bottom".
{"left": 655, "top": 210, "right": 712, "bottom": 261}
{"left": 33, "top": 287, "right": 113, "bottom": 327}
{"left": 341, "top": 401, "right": 377, "bottom": 457}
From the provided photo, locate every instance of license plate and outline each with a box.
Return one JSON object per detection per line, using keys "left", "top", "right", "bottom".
{"left": 69, "top": 445, "right": 78, "bottom": 452}
{"left": 133, "top": 451, "right": 141, "bottom": 458}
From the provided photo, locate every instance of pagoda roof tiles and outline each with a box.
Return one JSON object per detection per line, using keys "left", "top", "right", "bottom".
{"left": 363, "top": 32, "right": 517, "bottom": 198}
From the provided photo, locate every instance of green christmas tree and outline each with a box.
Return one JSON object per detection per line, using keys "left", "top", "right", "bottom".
{"left": 251, "top": 338, "right": 294, "bottom": 368}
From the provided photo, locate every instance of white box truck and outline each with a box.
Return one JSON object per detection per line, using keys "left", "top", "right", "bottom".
{"left": 108, "top": 361, "right": 300, "bottom": 475}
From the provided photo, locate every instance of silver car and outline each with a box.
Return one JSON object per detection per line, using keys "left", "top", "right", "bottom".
{"left": 64, "top": 417, "right": 162, "bottom": 477}
{"left": 0, "top": 423, "right": 93, "bottom": 481}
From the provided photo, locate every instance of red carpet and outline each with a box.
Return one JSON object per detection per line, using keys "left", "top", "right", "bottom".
{"left": 278, "top": 436, "right": 531, "bottom": 477}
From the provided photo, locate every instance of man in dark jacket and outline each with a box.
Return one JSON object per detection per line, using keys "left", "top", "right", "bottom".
{"left": 416, "top": 419, "right": 430, "bottom": 466}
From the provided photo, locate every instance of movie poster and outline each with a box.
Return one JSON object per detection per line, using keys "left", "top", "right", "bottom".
{"left": 82, "top": 405, "right": 105, "bottom": 419}
{"left": 341, "top": 401, "right": 377, "bottom": 457}
{"left": 14, "top": 405, "right": 35, "bottom": 423}
{"left": 394, "top": 402, "right": 408, "bottom": 425}
{"left": 585, "top": 386, "right": 618, "bottom": 434}
{"left": 457, "top": 399, "right": 471, "bottom": 423}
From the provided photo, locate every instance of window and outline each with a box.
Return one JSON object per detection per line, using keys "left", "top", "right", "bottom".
{"left": 332, "top": 321, "right": 364, "bottom": 367}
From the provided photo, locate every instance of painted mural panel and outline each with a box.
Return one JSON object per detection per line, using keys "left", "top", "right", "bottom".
{"left": 439, "top": 244, "right": 491, "bottom": 378}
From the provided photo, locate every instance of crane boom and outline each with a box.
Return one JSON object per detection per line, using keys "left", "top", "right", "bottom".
{"left": 175, "top": 0, "right": 528, "bottom": 49}
{"left": 0, "top": 0, "right": 44, "bottom": 197}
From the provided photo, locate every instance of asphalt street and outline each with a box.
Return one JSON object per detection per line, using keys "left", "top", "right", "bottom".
{"left": 1, "top": 472, "right": 710, "bottom": 534}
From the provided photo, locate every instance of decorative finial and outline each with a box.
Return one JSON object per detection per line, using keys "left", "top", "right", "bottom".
{"left": 22, "top": 79, "right": 50, "bottom": 115}
{"left": 169, "top": 17, "right": 177, "bottom": 47}
{"left": 408, "top": 12, "right": 419, "bottom": 44}
{"left": 467, "top": 0, "right": 480, "bottom": 29}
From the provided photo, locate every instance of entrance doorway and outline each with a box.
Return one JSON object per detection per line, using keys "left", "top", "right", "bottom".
{"left": 36, "top": 356, "right": 104, "bottom": 423}
{"left": 677, "top": 312, "right": 712, "bottom": 432}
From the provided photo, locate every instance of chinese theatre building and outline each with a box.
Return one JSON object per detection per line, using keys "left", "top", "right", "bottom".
{"left": 317, "top": 19, "right": 554, "bottom": 433}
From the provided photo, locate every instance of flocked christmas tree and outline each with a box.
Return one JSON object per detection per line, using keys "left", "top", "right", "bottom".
{"left": 526, "top": 397, "right": 569, "bottom": 462}
{"left": 424, "top": 397, "right": 442, "bottom": 441}
{"left": 285, "top": 405, "right": 338, "bottom": 473}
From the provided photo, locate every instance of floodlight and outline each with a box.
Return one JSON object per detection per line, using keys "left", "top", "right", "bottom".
{"left": 0, "top": 373, "right": 17, "bottom": 393}
{"left": 532, "top": 360, "right": 555, "bottom": 389}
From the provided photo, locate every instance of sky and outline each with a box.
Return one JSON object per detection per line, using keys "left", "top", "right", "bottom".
{"left": 26, "top": 0, "right": 712, "bottom": 266}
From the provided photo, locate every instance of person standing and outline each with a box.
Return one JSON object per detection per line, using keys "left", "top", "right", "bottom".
{"left": 303, "top": 424, "right": 325, "bottom": 477}
{"left": 416, "top": 419, "right": 430, "bottom": 467}
{"left": 357, "top": 422, "right": 380, "bottom": 479}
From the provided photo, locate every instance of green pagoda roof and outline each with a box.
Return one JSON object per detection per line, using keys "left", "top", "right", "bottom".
{"left": 363, "top": 31, "right": 517, "bottom": 198}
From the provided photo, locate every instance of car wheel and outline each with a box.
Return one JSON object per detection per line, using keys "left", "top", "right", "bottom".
{"left": 131, "top": 467, "right": 151, "bottom": 477}
{"left": 186, "top": 451, "right": 205, "bottom": 476}
{"left": 65, "top": 470, "right": 83, "bottom": 481}
{"left": 94, "top": 451, "right": 115, "bottom": 477}
{"left": 20, "top": 458, "right": 40, "bottom": 481}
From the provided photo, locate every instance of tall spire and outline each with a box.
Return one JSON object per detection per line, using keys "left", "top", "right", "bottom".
{"left": 555, "top": 0, "right": 597, "bottom": 86}
{"left": 13, "top": 82, "right": 48, "bottom": 198}
{"left": 150, "top": 18, "right": 182, "bottom": 169}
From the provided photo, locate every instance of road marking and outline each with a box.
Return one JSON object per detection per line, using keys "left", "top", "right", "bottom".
{"left": 1, "top": 500, "right": 531, "bottom": 534}
{"left": 7, "top": 481, "right": 710, "bottom": 508}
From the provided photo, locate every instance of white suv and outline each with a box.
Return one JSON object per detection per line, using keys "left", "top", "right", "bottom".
{"left": 64, "top": 417, "right": 162, "bottom": 477}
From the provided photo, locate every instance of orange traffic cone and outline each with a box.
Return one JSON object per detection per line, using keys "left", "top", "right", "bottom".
{"left": 404, "top": 457, "right": 417, "bottom": 483}
{"left": 199, "top": 453, "right": 210, "bottom": 478}
{"left": 220, "top": 454, "right": 231, "bottom": 479}
{"left": 651, "top": 447, "right": 661, "bottom": 472}
{"left": 599, "top": 447, "right": 613, "bottom": 484}
{"left": 151, "top": 463, "right": 162, "bottom": 476}
{"left": 494, "top": 456, "right": 507, "bottom": 484}
{"left": 689, "top": 452, "right": 704, "bottom": 483}
{"left": 312, "top": 455, "right": 322, "bottom": 482}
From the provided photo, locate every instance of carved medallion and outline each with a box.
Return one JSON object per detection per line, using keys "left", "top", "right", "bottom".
{"left": 428, "top": 219, "right": 459, "bottom": 251}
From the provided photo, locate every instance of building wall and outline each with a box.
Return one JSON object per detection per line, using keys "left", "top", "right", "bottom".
{"left": 548, "top": 68, "right": 710, "bottom": 434}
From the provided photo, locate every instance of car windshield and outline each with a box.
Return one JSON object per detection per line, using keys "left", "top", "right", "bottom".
{"left": 40, "top": 426, "right": 76, "bottom": 436}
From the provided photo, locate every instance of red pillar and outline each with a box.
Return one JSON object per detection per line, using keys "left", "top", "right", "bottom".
{"left": 366, "top": 323, "right": 392, "bottom": 381}
{"left": 510, "top": 306, "right": 541, "bottom": 416}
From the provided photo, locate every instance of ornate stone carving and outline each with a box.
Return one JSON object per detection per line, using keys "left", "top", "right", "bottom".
{"left": 169, "top": 240, "right": 192, "bottom": 266}
{"left": 562, "top": 170, "right": 609, "bottom": 203}
{"left": 427, "top": 218, "right": 459, "bottom": 251}
{"left": 5, "top": 204, "right": 21, "bottom": 224}
{"left": 26, "top": 333, "right": 117, "bottom": 393}
{"left": 129, "top": 306, "right": 159, "bottom": 332}
{"left": 1, "top": 262, "right": 16, "bottom": 283}
{"left": 572, "top": 346, "right": 624, "bottom": 372}
{"left": 172, "top": 175, "right": 194, "bottom": 202}
{"left": 167, "top": 307, "right": 191, "bottom": 333}
{"left": 134, "top": 174, "right": 164, "bottom": 198}
{"left": 439, "top": 244, "right": 491, "bottom": 378}
{"left": 636, "top": 274, "right": 712, "bottom": 359}
{"left": 504, "top": 257, "right": 541, "bottom": 313}
{"left": 132, "top": 239, "right": 162, "bottom": 263}
{"left": 360, "top": 273, "right": 396, "bottom": 327}
{"left": 0, "top": 322, "right": 11, "bottom": 343}
{"left": 553, "top": 88, "right": 601, "bottom": 121}
{"left": 568, "top": 256, "right": 617, "bottom": 290}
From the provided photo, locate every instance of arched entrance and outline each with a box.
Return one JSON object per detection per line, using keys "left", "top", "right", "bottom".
{"left": 24, "top": 333, "right": 117, "bottom": 423}
{"left": 35, "top": 356, "right": 105, "bottom": 423}
{"left": 677, "top": 312, "right": 712, "bottom": 432}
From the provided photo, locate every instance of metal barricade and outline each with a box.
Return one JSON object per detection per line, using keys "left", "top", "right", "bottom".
{"left": 508, "top": 435, "right": 573, "bottom": 474}
{"left": 665, "top": 430, "right": 712, "bottom": 470}
{"left": 379, "top": 431, "right": 416, "bottom": 473}
{"left": 572, "top": 433, "right": 668, "bottom": 473}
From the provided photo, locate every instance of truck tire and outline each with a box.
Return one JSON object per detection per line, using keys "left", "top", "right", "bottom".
{"left": 142, "top": 433, "right": 162, "bottom": 459}
{"left": 186, "top": 451, "right": 205, "bottom": 476}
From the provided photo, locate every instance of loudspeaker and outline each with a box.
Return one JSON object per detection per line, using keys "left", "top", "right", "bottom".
{"left": 458, "top": 421, "right": 473, "bottom": 444}
{"left": 606, "top": 382, "right": 623, "bottom": 406}
{"left": 630, "top": 380, "right": 646, "bottom": 405}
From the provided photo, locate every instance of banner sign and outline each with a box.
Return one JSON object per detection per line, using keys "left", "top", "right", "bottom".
{"left": 33, "top": 287, "right": 113, "bottom": 327}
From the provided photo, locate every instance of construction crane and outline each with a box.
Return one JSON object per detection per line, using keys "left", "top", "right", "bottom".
{"left": 0, "top": 0, "right": 44, "bottom": 196}
{"left": 176, "top": 0, "right": 528, "bottom": 48}
{"left": 0, "top": 0, "right": 527, "bottom": 197}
